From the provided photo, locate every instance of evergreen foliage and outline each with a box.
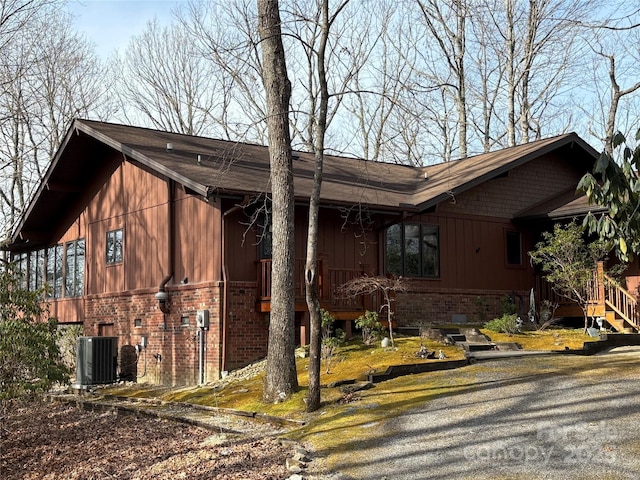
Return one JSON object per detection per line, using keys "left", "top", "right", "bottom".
{"left": 0, "top": 264, "right": 69, "bottom": 401}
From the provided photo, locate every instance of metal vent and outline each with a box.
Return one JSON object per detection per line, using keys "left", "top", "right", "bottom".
{"left": 75, "top": 336, "right": 118, "bottom": 386}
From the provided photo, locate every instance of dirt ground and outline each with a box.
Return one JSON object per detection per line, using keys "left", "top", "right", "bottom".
{"left": 1, "top": 400, "right": 291, "bottom": 480}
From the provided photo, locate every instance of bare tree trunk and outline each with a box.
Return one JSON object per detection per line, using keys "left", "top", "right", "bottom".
{"left": 505, "top": 0, "right": 517, "bottom": 147}
{"left": 417, "top": 0, "right": 468, "bottom": 158}
{"left": 257, "top": 0, "right": 298, "bottom": 403}
{"left": 601, "top": 53, "right": 640, "bottom": 155}
{"left": 305, "top": 0, "right": 334, "bottom": 414}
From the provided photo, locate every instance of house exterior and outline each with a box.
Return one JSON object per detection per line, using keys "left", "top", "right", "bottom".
{"left": 4, "top": 119, "right": 606, "bottom": 385}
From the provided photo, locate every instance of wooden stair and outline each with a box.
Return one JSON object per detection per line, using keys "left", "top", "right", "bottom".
{"left": 537, "top": 262, "right": 640, "bottom": 333}
{"left": 603, "top": 273, "right": 640, "bottom": 332}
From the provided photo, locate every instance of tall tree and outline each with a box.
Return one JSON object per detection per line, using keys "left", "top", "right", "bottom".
{"left": 302, "top": 0, "right": 352, "bottom": 413}
{"left": 0, "top": 7, "right": 107, "bottom": 240}
{"left": 415, "top": 0, "right": 469, "bottom": 158}
{"left": 117, "top": 18, "right": 222, "bottom": 136}
{"left": 257, "top": 0, "right": 298, "bottom": 403}
{"left": 179, "top": 0, "right": 269, "bottom": 143}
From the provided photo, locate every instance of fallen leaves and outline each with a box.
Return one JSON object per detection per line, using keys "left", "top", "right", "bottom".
{"left": 1, "top": 400, "right": 290, "bottom": 479}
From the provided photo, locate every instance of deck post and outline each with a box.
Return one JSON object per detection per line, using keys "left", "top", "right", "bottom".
{"left": 597, "top": 261, "right": 605, "bottom": 307}
{"left": 300, "top": 311, "right": 310, "bottom": 346}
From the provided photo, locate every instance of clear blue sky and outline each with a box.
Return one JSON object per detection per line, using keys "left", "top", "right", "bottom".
{"left": 67, "top": 0, "right": 186, "bottom": 58}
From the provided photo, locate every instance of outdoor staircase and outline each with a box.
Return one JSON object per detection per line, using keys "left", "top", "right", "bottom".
{"left": 603, "top": 273, "right": 640, "bottom": 332}
{"left": 438, "top": 327, "right": 523, "bottom": 353}
{"left": 539, "top": 262, "right": 640, "bottom": 333}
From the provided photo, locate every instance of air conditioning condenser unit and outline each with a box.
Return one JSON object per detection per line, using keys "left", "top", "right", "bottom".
{"left": 75, "top": 336, "right": 118, "bottom": 387}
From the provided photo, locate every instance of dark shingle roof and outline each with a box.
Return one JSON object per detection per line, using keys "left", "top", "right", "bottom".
{"left": 75, "top": 120, "right": 599, "bottom": 209}
{"left": 7, "top": 119, "right": 600, "bottom": 249}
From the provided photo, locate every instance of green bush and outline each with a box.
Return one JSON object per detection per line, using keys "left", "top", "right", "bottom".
{"left": 0, "top": 265, "right": 70, "bottom": 401}
{"left": 484, "top": 313, "right": 521, "bottom": 334}
{"left": 320, "top": 309, "right": 345, "bottom": 373}
{"left": 501, "top": 295, "right": 518, "bottom": 315}
{"left": 355, "top": 310, "right": 384, "bottom": 345}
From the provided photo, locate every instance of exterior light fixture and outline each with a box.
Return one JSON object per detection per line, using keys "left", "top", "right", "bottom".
{"left": 155, "top": 289, "right": 170, "bottom": 313}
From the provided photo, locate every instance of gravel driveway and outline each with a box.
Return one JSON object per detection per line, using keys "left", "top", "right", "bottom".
{"left": 319, "top": 347, "right": 640, "bottom": 479}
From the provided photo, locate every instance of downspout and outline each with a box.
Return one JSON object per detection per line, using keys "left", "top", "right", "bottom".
{"left": 157, "top": 179, "right": 175, "bottom": 313}
{"left": 221, "top": 201, "right": 244, "bottom": 376}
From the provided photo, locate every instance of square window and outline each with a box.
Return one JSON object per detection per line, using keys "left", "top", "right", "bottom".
{"left": 134, "top": 318, "right": 142, "bottom": 328}
{"left": 385, "top": 223, "right": 439, "bottom": 278}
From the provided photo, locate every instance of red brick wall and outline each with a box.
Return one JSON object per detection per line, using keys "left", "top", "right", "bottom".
{"left": 82, "top": 281, "right": 270, "bottom": 386}
{"left": 224, "top": 282, "right": 269, "bottom": 372}
{"left": 394, "top": 286, "right": 530, "bottom": 326}
{"left": 84, "top": 282, "right": 223, "bottom": 386}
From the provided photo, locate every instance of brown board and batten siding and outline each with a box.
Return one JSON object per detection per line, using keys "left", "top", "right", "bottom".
{"left": 87, "top": 157, "right": 169, "bottom": 293}
{"left": 84, "top": 156, "right": 223, "bottom": 293}
{"left": 173, "top": 188, "right": 220, "bottom": 284}
{"left": 223, "top": 205, "right": 380, "bottom": 282}
{"left": 393, "top": 151, "right": 589, "bottom": 326}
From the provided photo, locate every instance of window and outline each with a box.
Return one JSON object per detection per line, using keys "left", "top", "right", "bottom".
{"left": 13, "top": 241, "right": 83, "bottom": 298}
{"left": 258, "top": 212, "right": 272, "bottom": 259}
{"left": 506, "top": 230, "right": 522, "bottom": 265}
{"left": 65, "top": 239, "right": 85, "bottom": 297}
{"left": 46, "top": 244, "right": 64, "bottom": 298}
{"left": 385, "top": 223, "right": 440, "bottom": 277}
{"left": 28, "top": 249, "right": 45, "bottom": 292}
{"left": 106, "top": 228, "right": 123, "bottom": 264}
{"left": 11, "top": 252, "right": 28, "bottom": 289}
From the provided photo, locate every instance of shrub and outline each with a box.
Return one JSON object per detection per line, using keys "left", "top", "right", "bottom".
{"left": 484, "top": 313, "right": 521, "bottom": 334}
{"left": 320, "top": 309, "right": 345, "bottom": 373}
{"left": 355, "top": 310, "right": 384, "bottom": 345}
{"left": 0, "top": 265, "right": 70, "bottom": 401}
{"left": 501, "top": 295, "right": 518, "bottom": 315}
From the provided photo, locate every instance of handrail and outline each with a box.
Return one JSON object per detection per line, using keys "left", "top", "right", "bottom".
{"left": 536, "top": 266, "right": 639, "bottom": 331}
{"left": 603, "top": 274, "right": 639, "bottom": 328}
{"left": 534, "top": 269, "right": 601, "bottom": 307}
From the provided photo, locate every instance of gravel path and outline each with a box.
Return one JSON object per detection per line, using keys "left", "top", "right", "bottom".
{"left": 322, "top": 348, "right": 640, "bottom": 479}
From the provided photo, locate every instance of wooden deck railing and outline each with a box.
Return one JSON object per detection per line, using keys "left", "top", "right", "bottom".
{"left": 258, "top": 258, "right": 307, "bottom": 300}
{"left": 534, "top": 266, "right": 602, "bottom": 310}
{"left": 536, "top": 261, "right": 640, "bottom": 331}
{"left": 604, "top": 274, "right": 640, "bottom": 329}
{"left": 257, "top": 257, "right": 368, "bottom": 312}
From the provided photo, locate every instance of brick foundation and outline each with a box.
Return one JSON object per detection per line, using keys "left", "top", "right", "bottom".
{"left": 223, "top": 282, "right": 269, "bottom": 372}
{"left": 394, "top": 287, "right": 530, "bottom": 326}
{"left": 82, "top": 281, "right": 270, "bottom": 386}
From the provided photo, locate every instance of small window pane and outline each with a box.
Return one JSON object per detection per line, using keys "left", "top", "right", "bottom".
{"left": 385, "top": 224, "right": 402, "bottom": 275}
{"left": 76, "top": 239, "right": 85, "bottom": 296}
{"left": 65, "top": 243, "right": 76, "bottom": 297}
{"left": 106, "top": 229, "right": 123, "bottom": 264}
{"left": 506, "top": 231, "right": 522, "bottom": 265}
{"left": 65, "top": 239, "right": 85, "bottom": 297}
{"left": 404, "top": 224, "right": 421, "bottom": 276}
{"left": 422, "top": 225, "right": 439, "bottom": 277}
{"left": 47, "top": 245, "right": 63, "bottom": 299}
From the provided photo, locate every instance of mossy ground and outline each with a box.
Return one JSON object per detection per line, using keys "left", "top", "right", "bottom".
{"left": 100, "top": 328, "right": 640, "bottom": 475}
{"left": 103, "top": 328, "right": 593, "bottom": 423}
{"left": 481, "top": 327, "right": 594, "bottom": 350}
